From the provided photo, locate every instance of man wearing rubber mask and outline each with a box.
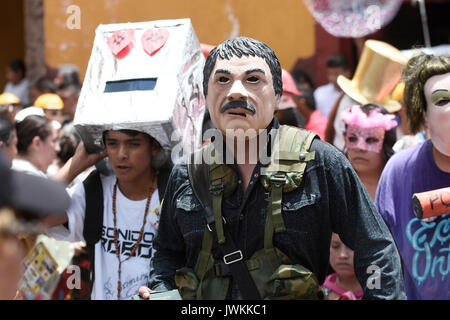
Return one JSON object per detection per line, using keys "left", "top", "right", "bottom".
{"left": 141, "top": 37, "right": 405, "bottom": 300}
{"left": 376, "top": 53, "right": 450, "bottom": 300}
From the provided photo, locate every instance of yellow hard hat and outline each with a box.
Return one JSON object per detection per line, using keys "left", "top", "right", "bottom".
{"left": 34, "top": 93, "right": 64, "bottom": 110}
{"left": 0, "top": 92, "right": 21, "bottom": 105}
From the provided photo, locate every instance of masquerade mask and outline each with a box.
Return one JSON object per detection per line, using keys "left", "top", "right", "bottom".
{"left": 341, "top": 104, "right": 397, "bottom": 153}
{"left": 345, "top": 126, "right": 385, "bottom": 153}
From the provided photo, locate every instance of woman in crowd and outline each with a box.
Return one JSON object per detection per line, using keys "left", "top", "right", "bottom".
{"left": 12, "top": 115, "right": 60, "bottom": 177}
{"left": 341, "top": 103, "right": 397, "bottom": 201}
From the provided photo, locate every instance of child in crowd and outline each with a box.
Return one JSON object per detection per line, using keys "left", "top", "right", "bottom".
{"left": 45, "top": 128, "right": 171, "bottom": 300}
{"left": 322, "top": 233, "right": 363, "bottom": 300}
{"left": 341, "top": 103, "right": 397, "bottom": 200}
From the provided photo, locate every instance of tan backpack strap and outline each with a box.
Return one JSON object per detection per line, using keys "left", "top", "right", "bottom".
{"left": 268, "top": 174, "right": 287, "bottom": 233}
{"left": 260, "top": 126, "right": 318, "bottom": 234}
{"left": 196, "top": 227, "right": 213, "bottom": 300}
{"left": 210, "top": 178, "right": 225, "bottom": 245}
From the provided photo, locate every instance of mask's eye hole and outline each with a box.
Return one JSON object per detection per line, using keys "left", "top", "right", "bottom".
{"left": 366, "top": 137, "right": 379, "bottom": 144}
{"left": 218, "top": 76, "right": 229, "bottom": 84}
{"left": 348, "top": 136, "right": 357, "bottom": 143}
{"left": 435, "top": 98, "right": 450, "bottom": 106}
{"left": 247, "top": 76, "right": 259, "bottom": 83}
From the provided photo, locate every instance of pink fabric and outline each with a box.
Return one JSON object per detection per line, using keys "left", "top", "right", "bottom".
{"left": 282, "top": 69, "right": 302, "bottom": 96}
{"left": 303, "top": 0, "right": 402, "bottom": 38}
{"left": 321, "top": 273, "right": 363, "bottom": 300}
{"left": 344, "top": 126, "right": 385, "bottom": 153}
{"left": 305, "top": 110, "right": 328, "bottom": 140}
{"left": 341, "top": 105, "right": 397, "bottom": 131}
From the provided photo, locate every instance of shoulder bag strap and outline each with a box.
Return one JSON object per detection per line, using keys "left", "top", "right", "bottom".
{"left": 82, "top": 169, "right": 104, "bottom": 299}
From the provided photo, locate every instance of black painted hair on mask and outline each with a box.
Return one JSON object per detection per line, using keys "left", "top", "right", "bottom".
{"left": 203, "top": 37, "right": 282, "bottom": 98}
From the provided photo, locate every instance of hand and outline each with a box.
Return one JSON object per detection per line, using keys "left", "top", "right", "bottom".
{"left": 138, "top": 286, "right": 155, "bottom": 299}
{"left": 54, "top": 141, "right": 107, "bottom": 183}
{"left": 71, "top": 141, "right": 107, "bottom": 172}
{"left": 73, "top": 241, "right": 87, "bottom": 256}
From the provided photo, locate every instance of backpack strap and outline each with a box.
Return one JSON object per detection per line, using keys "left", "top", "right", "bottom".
{"left": 186, "top": 127, "right": 318, "bottom": 300}
{"left": 82, "top": 170, "right": 104, "bottom": 299}
{"left": 188, "top": 146, "right": 261, "bottom": 300}
{"left": 156, "top": 157, "right": 174, "bottom": 201}
{"left": 261, "top": 126, "right": 318, "bottom": 233}
{"left": 187, "top": 147, "right": 215, "bottom": 225}
{"left": 187, "top": 148, "right": 217, "bottom": 299}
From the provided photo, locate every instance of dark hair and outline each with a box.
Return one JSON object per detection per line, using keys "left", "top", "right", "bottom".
{"left": 0, "top": 117, "right": 14, "bottom": 146}
{"left": 344, "top": 103, "right": 397, "bottom": 162}
{"left": 57, "top": 123, "right": 80, "bottom": 164}
{"left": 403, "top": 53, "right": 450, "bottom": 134}
{"left": 291, "top": 69, "right": 315, "bottom": 90}
{"left": 58, "top": 135, "right": 76, "bottom": 163}
{"left": 8, "top": 59, "right": 26, "bottom": 77}
{"left": 298, "top": 88, "right": 316, "bottom": 111}
{"left": 58, "top": 83, "right": 81, "bottom": 94}
{"left": 203, "top": 37, "right": 282, "bottom": 97}
{"left": 31, "top": 76, "right": 57, "bottom": 93}
{"left": 102, "top": 129, "right": 155, "bottom": 147}
{"left": 15, "top": 115, "right": 52, "bottom": 155}
{"left": 57, "top": 64, "right": 81, "bottom": 89}
{"left": 326, "top": 54, "right": 349, "bottom": 70}
{"left": 276, "top": 108, "right": 306, "bottom": 128}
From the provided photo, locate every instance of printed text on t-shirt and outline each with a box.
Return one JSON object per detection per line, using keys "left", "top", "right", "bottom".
{"left": 101, "top": 226, "right": 155, "bottom": 258}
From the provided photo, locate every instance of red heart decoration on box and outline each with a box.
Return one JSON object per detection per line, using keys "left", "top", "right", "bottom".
{"left": 108, "top": 29, "right": 135, "bottom": 59}
{"left": 141, "top": 28, "right": 169, "bottom": 57}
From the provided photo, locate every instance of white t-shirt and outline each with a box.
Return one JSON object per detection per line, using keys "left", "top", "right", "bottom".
{"left": 47, "top": 174, "right": 161, "bottom": 300}
{"left": 12, "top": 158, "right": 47, "bottom": 178}
{"left": 332, "top": 94, "right": 358, "bottom": 151}
{"left": 4, "top": 78, "right": 30, "bottom": 106}
{"left": 314, "top": 82, "right": 341, "bottom": 118}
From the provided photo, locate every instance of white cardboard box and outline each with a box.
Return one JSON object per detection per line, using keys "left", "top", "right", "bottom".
{"left": 74, "top": 18, "right": 206, "bottom": 161}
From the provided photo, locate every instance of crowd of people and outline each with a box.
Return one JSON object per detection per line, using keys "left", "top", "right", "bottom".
{"left": 0, "top": 31, "right": 449, "bottom": 301}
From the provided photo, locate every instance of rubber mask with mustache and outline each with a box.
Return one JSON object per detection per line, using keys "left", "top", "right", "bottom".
{"left": 221, "top": 100, "right": 256, "bottom": 116}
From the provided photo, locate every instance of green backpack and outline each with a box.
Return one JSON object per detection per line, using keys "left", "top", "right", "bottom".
{"left": 176, "top": 125, "right": 325, "bottom": 300}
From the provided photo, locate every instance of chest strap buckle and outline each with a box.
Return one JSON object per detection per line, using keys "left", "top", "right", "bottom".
{"left": 223, "top": 250, "right": 243, "bottom": 265}
{"left": 269, "top": 174, "right": 286, "bottom": 188}
{"left": 210, "top": 180, "right": 224, "bottom": 196}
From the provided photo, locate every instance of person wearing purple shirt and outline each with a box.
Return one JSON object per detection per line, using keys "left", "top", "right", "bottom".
{"left": 375, "top": 53, "right": 450, "bottom": 300}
